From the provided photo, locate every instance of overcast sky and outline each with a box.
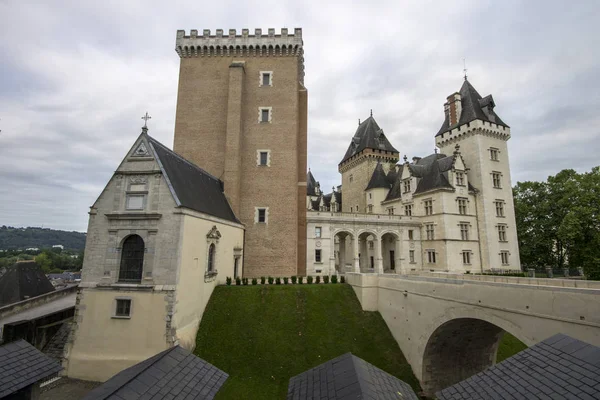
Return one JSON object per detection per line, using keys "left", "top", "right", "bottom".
{"left": 1, "top": 0, "right": 599, "bottom": 232}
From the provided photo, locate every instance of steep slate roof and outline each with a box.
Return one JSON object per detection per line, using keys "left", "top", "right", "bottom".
{"left": 436, "top": 79, "right": 509, "bottom": 137}
{"left": 287, "top": 353, "right": 418, "bottom": 400}
{"left": 437, "top": 333, "right": 600, "bottom": 400}
{"left": 0, "top": 339, "right": 62, "bottom": 398}
{"left": 146, "top": 134, "right": 239, "bottom": 224}
{"left": 386, "top": 167, "right": 397, "bottom": 186}
{"left": 333, "top": 191, "right": 342, "bottom": 206}
{"left": 365, "top": 162, "right": 391, "bottom": 190}
{"left": 0, "top": 261, "right": 55, "bottom": 307}
{"left": 340, "top": 116, "right": 399, "bottom": 165}
{"left": 384, "top": 165, "right": 404, "bottom": 202}
{"left": 408, "top": 153, "right": 454, "bottom": 195}
{"left": 83, "top": 346, "right": 228, "bottom": 400}
{"left": 307, "top": 170, "right": 319, "bottom": 196}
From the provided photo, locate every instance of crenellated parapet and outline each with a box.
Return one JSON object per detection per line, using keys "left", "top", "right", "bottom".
{"left": 175, "top": 28, "right": 304, "bottom": 83}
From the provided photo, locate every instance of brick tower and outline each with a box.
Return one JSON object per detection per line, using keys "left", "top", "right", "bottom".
{"left": 173, "top": 28, "right": 308, "bottom": 277}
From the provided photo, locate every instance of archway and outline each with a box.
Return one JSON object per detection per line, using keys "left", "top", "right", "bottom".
{"left": 357, "top": 231, "right": 377, "bottom": 272}
{"left": 380, "top": 232, "right": 401, "bottom": 273}
{"left": 421, "top": 318, "right": 522, "bottom": 396}
{"left": 118, "top": 235, "right": 145, "bottom": 283}
{"left": 333, "top": 230, "right": 353, "bottom": 274}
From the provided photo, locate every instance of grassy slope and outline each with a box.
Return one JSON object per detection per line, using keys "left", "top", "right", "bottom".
{"left": 194, "top": 284, "right": 421, "bottom": 399}
{"left": 497, "top": 332, "right": 528, "bottom": 363}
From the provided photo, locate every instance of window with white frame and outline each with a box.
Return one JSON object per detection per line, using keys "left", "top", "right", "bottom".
{"left": 457, "top": 198, "right": 467, "bottom": 215}
{"left": 403, "top": 179, "right": 411, "bottom": 193}
{"left": 462, "top": 251, "right": 471, "bottom": 264}
{"left": 260, "top": 71, "right": 273, "bottom": 87}
{"left": 427, "top": 250, "right": 436, "bottom": 263}
{"left": 315, "top": 227, "right": 322, "bottom": 238}
{"left": 114, "top": 298, "right": 132, "bottom": 318}
{"left": 425, "top": 224, "right": 435, "bottom": 240}
{"left": 259, "top": 107, "right": 272, "bottom": 123}
{"left": 492, "top": 172, "right": 502, "bottom": 188}
{"left": 409, "top": 250, "right": 415, "bottom": 263}
{"left": 256, "top": 207, "right": 268, "bottom": 223}
{"left": 460, "top": 223, "right": 470, "bottom": 240}
{"left": 424, "top": 199, "right": 433, "bottom": 215}
{"left": 257, "top": 150, "right": 270, "bottom": 166}
{"left": 405, "top": 204, "right": 412, "bottom": 216}
{"left": 495, "top": 200, "right": 505, "bottom": 217}
{"left": 497, "top": 224, "right": 507, "bottom": 241}
{"left": 315, "top": 249, "right": 322, "bottom": 263}
{"left": 456, "top": 171, "right": 465, "bottom": 186}
{"left": 490, "top": 148, "right": 499, "bottom": 161}
{"left": 500, "top": 251, "right": 510, "bottom": 265}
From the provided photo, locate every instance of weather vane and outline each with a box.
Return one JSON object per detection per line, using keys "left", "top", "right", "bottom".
{"left": 463, "top": 58, "right": 468, "bottom": 81}
{"left": 141, "top": 112, "right": 151, "bottom": 128}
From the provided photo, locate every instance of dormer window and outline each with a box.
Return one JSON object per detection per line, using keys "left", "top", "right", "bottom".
{"left": 403, "top": 179, "right": 411, "bottom": 193}
{"left": 456, "top": 172, "right": 465, "bottom": 186}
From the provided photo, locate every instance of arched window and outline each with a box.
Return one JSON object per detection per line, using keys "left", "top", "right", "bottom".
{"left": 119, "top": 235, "right": 144, "bottom": 283}
{"left": 207, "top": 243, "right": 215, "bottom": 273}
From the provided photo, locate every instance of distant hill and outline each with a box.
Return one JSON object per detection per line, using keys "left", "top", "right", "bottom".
{"left": 0, "top": 226, "right": 86, "bottom": 251}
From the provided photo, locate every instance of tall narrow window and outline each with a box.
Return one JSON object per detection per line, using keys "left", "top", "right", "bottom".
{"left": 492, "top": 172, "right": 502, "bottom": 188}
{"left": 258, "top": 151, "right": 269, "bottom": 166}
{"left": 424, "top": 200, "right": 433, "bottom": 215}
{"left": 426, "top": 224, "right": 435, "bottom": 240}
{"left": 500, "top": 251, "right": 510, "bottom": 265}
{"left": 462, "top": 251, "right": 471, "bottom": 264}
{"left": 427, "top": 250, "right": 436, "bottom": 263}
{"left": 408, "top": 230, "right": 414, "bottom": 240}
{"left": 207, "top": 243, "right": 215, "bottom": 272}
{"left": 261, "top": 109, "right": 270, "bottom": 122}
{"left": 456, "top": 172, "right": 465, "bottom": 186}
{"left": 262, "top": 72, "right": 271, "bottom": 86}
{"left": 490, "top": 148, "right": 499, "bottom": 161}
{"left": 403, "top": 179, "right": 411, "bottom": 193}
{"left": 257, "top": 208, "right": 267, "bottom": 223}
{"left": 119, "top": 235, "right": 144, "bottom": 283}
{"left": 315, "top": 249, "right": 322, "bottom": 263}
{"left": 368, "top": 204, "right": 373, "bottom": 213}
{"left": 495, "top": 201, "right": 505, "bottom": 217}
{"left": 460, "top": 223, "right": 470, "bottom": 240}
{"left": 457, "top": 198, "right": 467, "bottom": 215}
{"left": 498, "top": 225, "right": 507, "bottom": 241}
{"left": 405, "top": 204, "right": 412, "bottom": 216}
{"left": 315, "top": 227, "right": 322, "bottom": 238}
{"left": 409, "top": 250, "right": 415, "bottom": 263}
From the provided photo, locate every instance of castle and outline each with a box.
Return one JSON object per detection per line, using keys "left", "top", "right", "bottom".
{"left": 305, "top": 79, "right": 520, "bottom": 275}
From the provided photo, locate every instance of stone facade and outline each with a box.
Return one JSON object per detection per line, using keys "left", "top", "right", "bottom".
{"left": 307, "top": 79, "right": 520, "bottom": 274}
{"left": 64, "top": 132, "right": 245, "bottom": 381}
{"left": 173, "top": 28, "right": 308, "bottom": 277}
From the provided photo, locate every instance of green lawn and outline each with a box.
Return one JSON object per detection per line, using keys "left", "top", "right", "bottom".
{"left": 194, "top": 284, "right": 421, "bottom": 399}
{"left": 497, "top": 332, "right": 528, "bottom": 362}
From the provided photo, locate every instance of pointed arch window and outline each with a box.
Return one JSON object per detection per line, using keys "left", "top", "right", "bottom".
{"left": 119, "top": 235, "right": 144, "bottom": 283}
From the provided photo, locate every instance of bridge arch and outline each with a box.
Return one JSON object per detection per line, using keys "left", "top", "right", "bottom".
{"left": 421, "top": 315, "right": 526, "bottom": 396}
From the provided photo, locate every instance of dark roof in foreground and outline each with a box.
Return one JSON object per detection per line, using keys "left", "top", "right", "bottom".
{"left": 366, "top": 162, "right": 391, "bottom": 190}
{"left": 83, "top": 345, "right": 228, "bottom": 400}
{"left": 437, "top": 333, "right": 600, "bottom": 400}
{"left": 408, "top": 153, "right": 454, "bottom": 195}
{"left": 287, "top": 353, "right": 418, "bottom": 400}
{"left": 146, "top": 133, "right": 240, "bottom": 224}
{"left": 0, "top": 261, "right": 55, "bottom": 307}
{"left": 340, "top": 116, "right": 399, "bottom": 165}
{"left": 0, "top": 339, "right": 62, "bottom": 398}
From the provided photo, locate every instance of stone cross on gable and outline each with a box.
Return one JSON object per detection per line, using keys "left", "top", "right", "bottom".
{"left": 141, "top": 112, "right": 151, "bottom": 128}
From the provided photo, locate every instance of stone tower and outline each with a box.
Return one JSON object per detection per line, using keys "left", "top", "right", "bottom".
{"left": 173, "top": 28, "right": 308, "bottom": 277}
{"left": 435, "top": 79, "right": 521, "bottom": 270}
{"left": 338, "top": 115, "right": 399, "bottom": 213}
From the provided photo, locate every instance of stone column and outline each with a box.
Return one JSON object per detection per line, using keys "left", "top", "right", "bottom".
{"left": 375, "top": 236, "right": 384, "bottom": 274}
{"left": 396, "top": 237, "right": 403, "bottom": 274}
{"left": 353, "top": 236, "right": 360, "bottom": 273}
{"left": 339, "top": 237, "right": 346, "bottom": 273}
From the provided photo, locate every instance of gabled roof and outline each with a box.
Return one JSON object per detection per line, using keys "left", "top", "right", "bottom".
{"left": 436, "top": 79, "right": 509, "bottom": 137}
{"left": 365, "top": 162, "right": 391, "bottom": 190}
{"left": 340, "top": 116, "right": 399, "bottom": 165}
{"left": 146, "top": 133, "right": 240, "bottom": 224}
{"left": 386, "top": 167, "right": 397, "bottom": 185}
{"left": 307, "top": 170, "right": 319, "bottom": 196}
{"left": 0, "top": 261, "right": 55, "bottom": 307}
{"left": 0, "top": 339, "right": 62, "bottom": 398}
{"left": 408, "top": 153, "right": 454, "bottom": 195}
{"left": 333, "top": 191, "right": 342, "bottom": 205}
{"left": 287, "top": 352, "right": 418, "bottom": 400}
{"left": 83, "top": 345, "right": 228, "bottom": 400}
{"left": 384, "top": 165, "right": 404, "bottom": 202}
{"left": 437, "top": 334, "right": 600, "bottom": 400}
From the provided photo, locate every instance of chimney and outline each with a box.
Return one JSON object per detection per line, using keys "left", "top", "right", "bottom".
{"left": 445, "top": 92, "right": 462, "bottom": 126}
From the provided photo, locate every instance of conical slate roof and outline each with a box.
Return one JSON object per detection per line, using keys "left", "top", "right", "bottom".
{"left": 436, "top": 80, "right": 509, "bottom": 137}
{"left": 307, "top": 170, "right": 319, "bottom": 196}
{"left": 340, "top": 116, "right": 399, "bottom": 165}
{"left": 365, "top": 162, "right": 391, "bottom": 190}
{"left": 0, "top": 261, "right": 55, "bottom": 307}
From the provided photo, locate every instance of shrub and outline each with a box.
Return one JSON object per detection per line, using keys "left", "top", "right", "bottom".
{"left": 298, "top": 276, "right": 304, "bottom": 284}
{"left": 340, "top": 275, "right": 346, "bottom": 284}
{"left": 226, "top": 277, "right": 232, "bottom": 286}
{"left": 323, "top": 275, "right": 330, "bottom": 284}
{"left": 268, "top": 276, "right": 274, "bottom": 284}
{"left": 252, "top": 278, "right": 258, "bottom": 285}
{"left": 283, "top": 277, "right": 289, "bottom": 284}
{"left": 243, "top": 278, "right": 249, "bottom": 285}
{"left": 331, "top": 275, "right": 338, "bottom": 284}
{"left": 291, "top": 276, "right": 297, "bottom": 284}
{"left": 275, "top": 277, "right": 281, "bottom": 285}
{"left": 307, "top": 276, "right": 313, "bottom": 284}
{"left": 261, "top": 276, "right": 266, "bottom": 284}
{"left": 235, "top": 277, "right": 241, "bottom": 285}
{"left": 315, "top": 275, "right": 321, "bottom": 284}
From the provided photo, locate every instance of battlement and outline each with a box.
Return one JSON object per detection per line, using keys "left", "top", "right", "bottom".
{"left": 175, "top": 28, "right": 303, "bottom": 58}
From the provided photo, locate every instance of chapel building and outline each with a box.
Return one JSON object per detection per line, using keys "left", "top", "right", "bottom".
{"left": 306, "top": 79, "right": 521, "bottom": 275}
{"left": 173, "top": 28, "right": 308, "bottom": 277}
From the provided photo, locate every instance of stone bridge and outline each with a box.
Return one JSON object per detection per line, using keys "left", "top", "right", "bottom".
{"left": 346, "top": 272, "right": 600, "bottom": 397}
